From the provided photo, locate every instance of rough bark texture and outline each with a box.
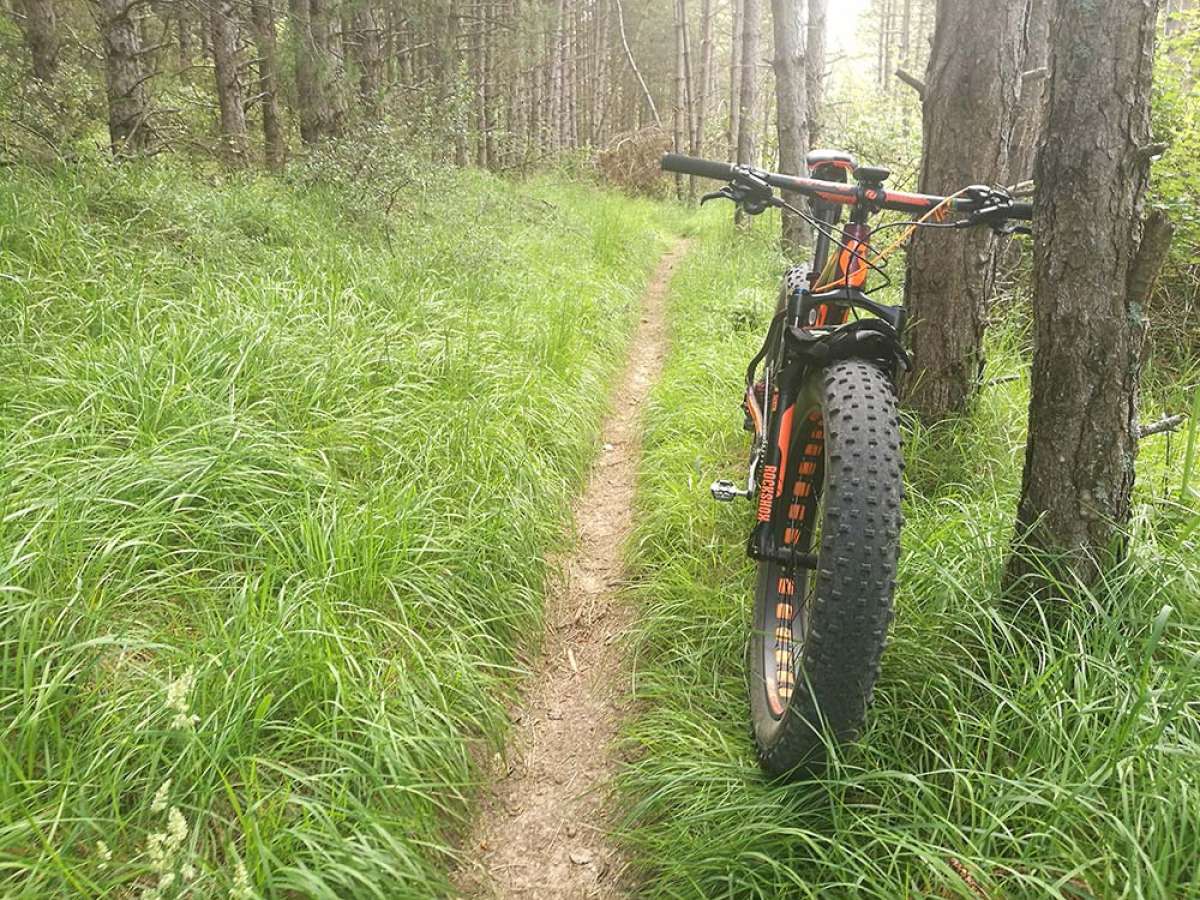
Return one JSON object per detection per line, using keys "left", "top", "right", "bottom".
{"left": 250, "top": 0, "right": 285, "bottom": 170}
{"left": 771, "top": 0, "right": 809, "bottom": 252}
{"left": 1006, "top": 0, "right": 1051, "bottom": 186}
{"left": 805, "top": 0, "right": 826, "bottom": 144}
{"left": 16, "top": 0, "right": 57, "bottom": 80}
{"left": 210, "top": 0, "right": 248, "bottom": 163}
{"left": 99, "top": 0, "right": 151, "bottom": 154}
{"left": 1006, "top": 0, "right": 1164, "bottom": 590}
{"left": 901, "top": 0, "right": 1026, "bottom": 423}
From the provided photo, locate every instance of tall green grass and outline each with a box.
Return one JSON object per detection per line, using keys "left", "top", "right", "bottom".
{"left": 617, "top": 208, "right": 1200, "bottom": 898}
{"left": 0, "top": 160, "right": 672, "bottom": 897}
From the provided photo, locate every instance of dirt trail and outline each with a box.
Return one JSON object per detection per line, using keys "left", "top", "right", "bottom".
{"left": 459, "top": 241, "right": 687, "bottom": 898}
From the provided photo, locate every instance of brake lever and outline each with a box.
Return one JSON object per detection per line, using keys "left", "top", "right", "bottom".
{"left": 700, "top": 187, "right": 736, "bottom": 205}
{"left": 699, "top": 182, "right": 776, "bottom": 216}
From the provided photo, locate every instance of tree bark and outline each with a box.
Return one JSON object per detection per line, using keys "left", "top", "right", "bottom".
{"left": 1005, "top": 0, "right": 1165, "bottom": 590}
{"left": 15, "top": 0, "right": 57, "bottom": 80}
{"left": 352, "top": 0, "right": 384, "bottom": 119}
{"left": 735, "top": 0, "right": 761, "bottom": 224}
{"left": 211, "top": 0, "right": 248, "bottom": 164}
{"left": 98, "top": 0, "right": 151, "bottom": 155}
{"left": 673, "top": 0, "right": 688, "bottom": 198}
{"left": 771, "top": 0, "right": 809, "bottom": 251}
{"left": 290, "top": 0, "right": 321, "bottom": 144}
{"left": 694, "top": 0, "right": 713, "bottom": 155}
{"left": 250, "top": 0, "right": 285, "bottom": 170}
{"left": 1006, "top": 0, "right": 1051, "bottom": 186}
{"left": 805, "top": 0, "right": 826, "bottom": 145}
{"left": 736, "top": 0, "right": 760, "bottom": 167}
{"left": 728, "top": 0, "right": 743, "bottom": 158}
{"left": 310, "top": 0, "right": 347, "bottom": 138}
{"left": 901, "top": 0, "right": 1026, "bottom": 423}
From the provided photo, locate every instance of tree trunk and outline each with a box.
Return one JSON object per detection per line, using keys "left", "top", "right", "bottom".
{"left": 250, "top": 0, "right": 285, "bottom": 170}
{"left": 16, "top": 0, "right": 57, "bottom": 80}
{"left": 290, "top": 0, "right": 321, "bottom": 143}
{"left": 99, "top": 0, "right": 151, "bottom": 155}
{"left": 1005, "top": 0, "right": 1165, "bottom": 590}
{"left": 901, "top": 0, "right": 1026, "bottom": 423}
{"left": 805, "top": 0, "right": 826, "bottom": 145}
{"left": 694, "top": 0, "right": 713, "bottom": 155}
{"left": 1006, "top": 0, "right": 1050, "bottom": 186}
{"left": 310, "top": 0, "right": 347, "bottom": 138}
{"left": 211, "top": 0, "right": 248, "bottom": 164}
{"left": 735, "top": 0, "right": 761, "bottom": 224}
{"left": 728, "top": 0, "right": 743, "bottom": 158}
{"left": 353, "top": 0, "right": 384, "bottom": 119}
{"left": 736, "top": 0, "right": 760, "bottom": 166}
{"left": 771, "top": 0, "right": 809, "bottom": 251}
{"left": 673, "top": 0, "right": 688, "bottom": 198}
{"left": 881, "top": 0, "right": 893, "bottom": 91}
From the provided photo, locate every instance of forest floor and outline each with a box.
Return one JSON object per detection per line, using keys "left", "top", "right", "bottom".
{"left": 458, "top": 240, "right": 689, "bottom": 898}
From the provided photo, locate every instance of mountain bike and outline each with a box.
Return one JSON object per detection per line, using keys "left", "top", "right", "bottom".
{"left": 660, "top": 150, "right": 1033, "bottom": 778}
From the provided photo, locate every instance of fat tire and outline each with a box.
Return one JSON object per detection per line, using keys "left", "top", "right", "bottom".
{"left": 748, "top": 359, "right": 902, "bottom": 779}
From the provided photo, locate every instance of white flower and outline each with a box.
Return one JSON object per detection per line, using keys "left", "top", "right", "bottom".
{"left": 157, "top": 871, "right": 176, "bottom": 892}
{"left": 165, "top": 668, "right": 200, "bottom": 729}
{"left": 230, "top": 858, "right": 253, "bottom": 899}
{"left": 167, "top": 807, "right": 188, "bottom": 845}
{"left": 151, "top": 779, "right": 171, "bottom": 813}
{"left": 181, "top": 862, "right": 197, "bottom": 880}
{"left": 96, "top": 840, "right": 112, "bottom": 868}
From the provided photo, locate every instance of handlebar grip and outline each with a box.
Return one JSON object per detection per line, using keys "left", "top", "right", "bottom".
{"left": 1010, "top": 201, "right": 1034, "bottom": 221}
{"left": 660, "top": 153, "right": 738, "bottom": 182}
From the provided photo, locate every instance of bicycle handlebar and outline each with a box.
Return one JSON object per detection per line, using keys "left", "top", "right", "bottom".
{"left": 660, "top": 152, "right": 1033, "bottom": 223}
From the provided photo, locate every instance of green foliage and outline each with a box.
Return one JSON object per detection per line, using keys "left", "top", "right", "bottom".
{"left": 1149, "top": 14, "right": 1200, "bottom": 363}
{"left": 0, "top": 158, "right": 674, "bottom": 896}
{"left": 615, "top": 206, "right": 1200, "bottom": 898}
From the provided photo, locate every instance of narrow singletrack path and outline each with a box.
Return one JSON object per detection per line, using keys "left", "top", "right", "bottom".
{"left": 460, "top": 241, "right": 687, "bottom": 898}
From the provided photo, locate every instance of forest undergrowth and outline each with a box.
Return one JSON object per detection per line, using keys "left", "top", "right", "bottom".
{"left": 0, "top": 159, "right": 674, "bottom": 897}
{"left": 615, "top": 207, "right": 1200, "bottom": 899}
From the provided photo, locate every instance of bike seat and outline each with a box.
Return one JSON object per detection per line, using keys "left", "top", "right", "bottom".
{"left": 807, "top": 149, "right": 858, "bottom": 179}
{"left": 853, "top": 165, "right": 891, "bottom": 186}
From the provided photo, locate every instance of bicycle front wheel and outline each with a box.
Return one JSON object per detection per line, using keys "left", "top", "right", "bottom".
{"left": 748, "top": 359, "right": 902, "bottom": 779}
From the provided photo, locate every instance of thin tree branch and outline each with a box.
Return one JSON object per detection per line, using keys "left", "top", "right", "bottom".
{"left": 895, "top": 66, "right": 925, "bottom": 98}
{"left": 1137, "top": 414, "right": 1186, "bottom": 438}
{"left": 613, "top": 0, "right": 661, "bottom": 127}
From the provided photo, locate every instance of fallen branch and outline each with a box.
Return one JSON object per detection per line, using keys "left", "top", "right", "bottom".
{"left": 1137, "top": 414, "right": 1187, "bottom": 439}
{"left": 895, "top": 67, "right": 925, "bottom": 99}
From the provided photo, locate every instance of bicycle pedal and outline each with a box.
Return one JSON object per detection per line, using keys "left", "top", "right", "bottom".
{"left": 710, "top": 480, "right": 746, "bottom": 502}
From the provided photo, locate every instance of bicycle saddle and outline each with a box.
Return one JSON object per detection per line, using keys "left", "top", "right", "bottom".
{"left": 806, "top": 149, "right": 858, "bottom": 177}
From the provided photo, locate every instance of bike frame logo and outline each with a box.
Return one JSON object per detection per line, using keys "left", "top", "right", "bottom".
{"left": 757, "top": 465, "right": 778, "bottom": 521}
